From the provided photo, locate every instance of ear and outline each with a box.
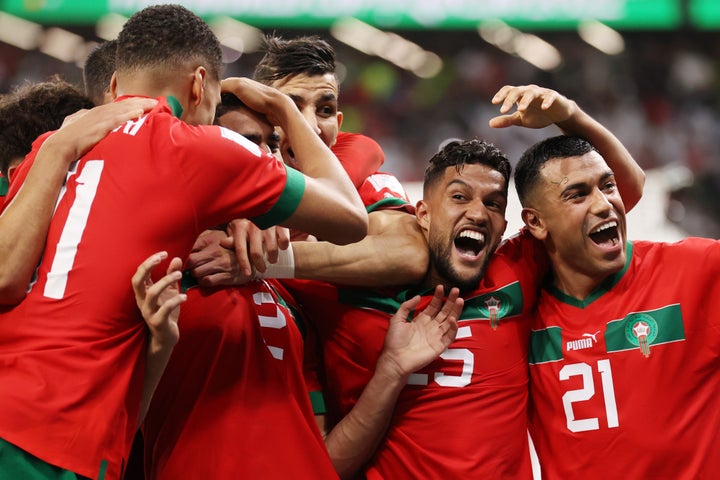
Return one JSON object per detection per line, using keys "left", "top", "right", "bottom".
{"left": 415, "top": 199, "right": 430, "bottom": 234}
{"left": 521, "top": 207, "right": 547, "bottom": 241}
{"left": 109, "top": 71, "right": 118, "bottom": 99}
{"left": 190, "top": 66, "right": 207, "bottom": 107}
{"left": 336, "top": 110, "right": 343, "bottom": 130}
{"left": 7, "top": 164, "right": 17, "bottom": 184}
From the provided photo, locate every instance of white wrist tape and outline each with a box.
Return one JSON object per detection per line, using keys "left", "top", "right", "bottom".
{"left": 255, "top": 242, "right": 295, "bottom": 279}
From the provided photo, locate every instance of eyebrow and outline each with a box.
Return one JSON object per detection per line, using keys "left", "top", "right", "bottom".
{"left": 560, "top": 170, "right": 615, "bottom": 195}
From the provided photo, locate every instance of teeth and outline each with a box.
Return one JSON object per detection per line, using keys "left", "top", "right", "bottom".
{"left": 458, "top": 230, "right": 484, "bottom": 243}
{"left": 590, "top": 221, "right": 617, "bottom": 235}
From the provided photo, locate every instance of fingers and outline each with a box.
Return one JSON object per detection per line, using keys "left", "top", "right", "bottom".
{"left": 132, "top": 251, "right": 168, "bottom": 301}
{"left": 275, "top": 227, "right": 291, "bottom": 251}
{"left": 143, "top": 268, "right": 183, "bottom": 314}
{"left": 228, "top": 220, "right": 253, "bottom": 277}
{"left": 391, "top": 295, "right": 421, "bottom": 326}
{"left": 248, "top": 227, "right": 268, "bottom": 274}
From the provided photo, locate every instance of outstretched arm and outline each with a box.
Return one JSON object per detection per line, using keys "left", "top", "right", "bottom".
{"left": 132, "top": 251, "right": 186, "bottom": 424}
{"left": 321, "top": 286, "right": 462, "bottom": 478}
{"left": 188, "top": 209, "right": 428, "bottom": 288}
{"left": 0, "top": 98, "right": 158, "bottom": 304}
{"left": 490, "top": 84, "right": 645, "bottom": 211}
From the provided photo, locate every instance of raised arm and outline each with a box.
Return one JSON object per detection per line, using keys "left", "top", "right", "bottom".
{"left": 0, "top": 98, "right": 157, "bottom": 304}
{"left": 321, "top": 286, "right": 462, "bottom": 478}
{"left": 131, "top": 252, "right": 186, "bottom": 424}
{"left": 490, "top": 84, "right": 645, "bottom": 211}
{"left": 222, "top": 77, "right": 367, "bottom": 245}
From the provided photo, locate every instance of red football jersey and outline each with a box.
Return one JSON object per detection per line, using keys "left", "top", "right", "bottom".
{"left": 528, "top": 239, "right": 720, "bottom": 479}
{"left": 287, "top": 230, "right": 546, "bottom": 478}
{"left": 0, "top": 97, "right": 303, "bottom": 479}
{"left": 332, "top": 132, "right": 385, "bottom": 189}
{"left": 144, "top": 279, "right": 337, "bottom": 479}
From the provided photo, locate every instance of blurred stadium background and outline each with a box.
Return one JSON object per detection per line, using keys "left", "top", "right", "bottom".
{"left": 1, "top": 0, "right": 719, "bottom": 242}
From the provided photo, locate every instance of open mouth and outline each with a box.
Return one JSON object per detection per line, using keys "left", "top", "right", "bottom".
{"left": 589, "top": 221, "right": 620, "bottom": 247}
{"left": 454, "top": 229, "right": 486, "bottom": 258}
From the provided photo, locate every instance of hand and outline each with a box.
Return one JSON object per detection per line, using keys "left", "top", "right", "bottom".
{"left": 46, "top": 97, "right": 158, "bottom": 161}
{"left": 377, "top": 285, "right": 463, "bottom": 380}
{"left": 132, "top": 251, "right": 186, "bottom": 350}
{"left": 226, "top": 219, "right": 291, "bottom": 275}
{"left": 489, "top": 84, "right": 576, "bottom": 130}
{"left": 220, "top": 77, "right": 291, "bottom": 126}
{"left": 186, "top": 229, "right": 249, "bottom": 287}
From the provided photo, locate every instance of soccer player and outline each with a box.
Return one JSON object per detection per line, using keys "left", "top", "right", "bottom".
{"left": 515, "top": 134, "right": 720, "bottom": 479}
{"left": 138, "top": 93, "right": 329, "bottom": 479}
{"left": 0, "top": 5, "right": 366, "bottom": 480}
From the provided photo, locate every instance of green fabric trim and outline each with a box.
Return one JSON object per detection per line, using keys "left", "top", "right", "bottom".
{"left": 548, "top": 242, "right": 634, "bottom": 308}
{"left": 529, "top": 326, "right": 563, "bottom": 364}
{"left": 337, "top": 286, "right": 428, "bottom": 318}
{"left": 180, "top": 270, "right": 198, "bottom": 293}
{"left": 0, "top": 175, "right": 8, "bottom": 196}
{"left": 97, "top": 460, "right": 107, "bottom": 480}
{"left": 309, "top": 390, "right": 327, "bottom": 415}
{"left": 251, "top": 165, "right": 305, "bottom": 229}
{"left": 165, "top": 95, "right": 183, "bottom": 118}
{"left": 0, "top": 437, "right": 87, "bottom": 479}
{"left": 461, "top": 281, "right": 523, "bottom": 321}
{"left": 366, "top": 197, "right": 410, "bottom": 213}
{"left": 605, "top": 304, "right": 685, "bottom": 354}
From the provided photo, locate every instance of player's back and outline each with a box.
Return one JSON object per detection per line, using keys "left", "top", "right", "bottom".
{"left": 0, "top": 96, "right": 295, "bottom": 480}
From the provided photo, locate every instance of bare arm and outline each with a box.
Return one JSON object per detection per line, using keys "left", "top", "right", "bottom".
{"left": 222, "top": 78, "right": 367, "bottom": 245}
{"left": 189, "top": 210, "right": 428, "bottom": 288}
{"left": 131, "top": 252, "right": 187, "bottom": 424}
{"left": 490, "top": 84, "right": 645, "bottom": 211}
{"left": 0, "top": 98, "right": 158, "bottom": 304}
{"left": 293, "top": 210, "right": 428, "bottom": 286}
{"left": 322, "top": 286, "right": 462, "bottom": 478}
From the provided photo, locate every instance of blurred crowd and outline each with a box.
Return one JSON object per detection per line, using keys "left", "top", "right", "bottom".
{"left": 2, "top": 28, "right": 720, "bottom": 235}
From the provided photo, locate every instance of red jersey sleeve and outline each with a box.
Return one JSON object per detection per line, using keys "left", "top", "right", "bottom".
{"left": 332, "top": 132, "right": 385, "bottom": 189}
{"left": 357, "top": 172, "right": 413, "bottom": 214}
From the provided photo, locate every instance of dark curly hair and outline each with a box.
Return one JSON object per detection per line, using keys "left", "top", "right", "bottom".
{"left": 83, "top": 39, "right": 117, "bottom": 105}
{"left": 116, "top": 4, "right": 222, "bottom": 80}
{"left": 423, "top": 139, "right": 511, "bottom": 198}
{"left": 253, "top": 35, "right": 336, "bottom": 85}
{"left": 514, "top": 135, "right": 597, "bottom": 206}
{"left": 0, "top": 76, "right": 94, "bottom": 177}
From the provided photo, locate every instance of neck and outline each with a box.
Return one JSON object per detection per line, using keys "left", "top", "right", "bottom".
{"left": 115, "top": 70, "right": 189, "bottom": 105}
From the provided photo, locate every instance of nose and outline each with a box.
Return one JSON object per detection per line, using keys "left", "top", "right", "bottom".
{"left": 589, "top": 187, "right": 613, "bottom": 215}
{"left": 465, "top": 200, "right": 490, "bottom": 224}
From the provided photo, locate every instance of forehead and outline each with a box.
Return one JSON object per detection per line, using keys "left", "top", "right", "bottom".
{"left": 270, "top": 72, "right": 339, "bottom": 100}
{"left": 435, "top": 163, "right": 507, "bottom": 194}
{"left": 540, "top": 151, "right": 610, "bottom": 187}
{"left": 217, "top": 109, "right": 273, "bottom": 136}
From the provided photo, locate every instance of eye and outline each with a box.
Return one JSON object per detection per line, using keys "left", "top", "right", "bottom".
{"left": 602, "top": 181, "right": 617, "bottom": 192}
{"left": 318, "top": 105, "right": 337, "bottom": 117}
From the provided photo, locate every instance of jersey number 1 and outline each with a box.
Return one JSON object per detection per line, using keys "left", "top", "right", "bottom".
{"left": 44, "top": 161, "right": 104, "bottom": 299}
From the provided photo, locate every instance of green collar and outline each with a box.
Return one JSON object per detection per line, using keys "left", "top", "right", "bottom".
{"left": 547, "top": 241, "right": 633, "bottom": 308}
{"left": 166, "top": 95, "right": 183, "bottom": 118}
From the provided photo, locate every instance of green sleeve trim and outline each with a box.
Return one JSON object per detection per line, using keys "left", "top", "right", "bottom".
{"left": 366, "top": 197, "right": 410, "bottom": 213}
{"left": 309, "top": 390, "right": 327, "bottom": 415}
{"left": 251, "top": 164, "right": 305, "bottom": 229}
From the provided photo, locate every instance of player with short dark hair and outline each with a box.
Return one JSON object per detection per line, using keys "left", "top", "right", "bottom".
{"left": 0, "top": 4, "right": 366, "bottom": 479}
{"left": 517, "top": 132, "right": 720, "bottom": 479}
